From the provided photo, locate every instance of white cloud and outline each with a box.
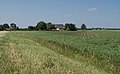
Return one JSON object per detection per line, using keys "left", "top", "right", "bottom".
{"left": 88, "top": 8, "right": 97, "bottom": 11}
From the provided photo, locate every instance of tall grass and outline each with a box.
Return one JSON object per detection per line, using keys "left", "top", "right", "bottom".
{"left": 19, "top": 31, "right": 120, "bottom": 74}
{"left": 0, "top": 31, "right": 109, "bottom": 74}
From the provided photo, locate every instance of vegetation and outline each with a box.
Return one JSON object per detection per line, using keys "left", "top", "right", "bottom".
{"left": 46, "top": 22, "right": 56, "bottom": 31}
{"left": 0, "top": 23, "right": 19, "bottom": 31}
{"left": 36, "top": 21, "right": 47, "bottom": 30}
{"left": 3, "top": 23, "right": 10, "bottom": 30}
{"left": 28, "top": 26, "right": 36, "bottom": 31}
{"left": 10, "top": 23, "right": 19, "bottom": 30}
{"left": 21, "top": 31, "right": 120, "bottom": 74}
{"left": 64, "top": 23, "right": 77, "bottom": 31}
{"left": 27, "top": 21, "right": 77, "bottom": 31}
{"left": 0, "top": 25, "right": 4, "bottom": 31}
{"left": 3, "top": 23, "right": 10, "bottom": 28}
{"left": 0, "top": 31, "right": 109, "bottom": 74}
{"left": 0, "top": 31, "right": 120, "bottom": 74}
{"left": 81, "top": 24, "right": 87, "bottom": 30}
{"left": 1, "top": 21, "right": 120, "bottom": 31}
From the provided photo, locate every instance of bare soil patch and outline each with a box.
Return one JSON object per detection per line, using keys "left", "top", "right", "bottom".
{"left": 0, "top": 31, "right": 8, "bottom": 37}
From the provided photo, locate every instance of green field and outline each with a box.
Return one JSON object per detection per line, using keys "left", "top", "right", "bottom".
{"left": 0, "top": 31, "right": 120, "bottom": 74}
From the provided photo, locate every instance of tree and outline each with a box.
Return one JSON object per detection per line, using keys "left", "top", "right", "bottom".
{"left": 36, "top": 21, "right": 47, "bottom": 30}
{"left": 64, "top": 23, "right": 77, "bottom": 31}
{"left": 81, "top": 24, "right": 87, "bottom": 30}
{"left": 3, "top": 23, "right": 10, "bottom": 30}
{"left": 47, "top": 22, "right": 56, "bottom": 30}
{"left": 10, "top": 23, "right": 17, "bottom": 30}
{"left": 28, "top": 26, "right": 35, "bottom": 30}
{"left": 16, "top": 27, "right": 19, "bottom": 30}
{"left": 0, "top": 25, "right": 4, "bottom": 31}
{"left": 3, "top": 23, "right": 10, "bottom": 28}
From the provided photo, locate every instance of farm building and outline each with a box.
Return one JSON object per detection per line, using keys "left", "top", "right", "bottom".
{"left": 53, "top": 24, "right": 64, "bottom": 31}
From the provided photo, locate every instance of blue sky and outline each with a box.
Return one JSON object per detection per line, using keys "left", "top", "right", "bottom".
{"left": 0, "top": 0, "right": 120, "bottom": 28}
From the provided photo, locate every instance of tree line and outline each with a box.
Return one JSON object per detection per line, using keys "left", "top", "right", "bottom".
{"left": 0, "top": 21, "right": 87, "bottom": 31}
{"left": 0, "top": 23, "right": 19, "bottom": 31}
{"left": 28, "top": 21, "right": 78, "bottom": 31}
{"left": 28, "top": 21, "right": 87, "bottom": 31}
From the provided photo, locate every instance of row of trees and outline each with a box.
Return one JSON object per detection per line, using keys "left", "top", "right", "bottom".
{"left": 28, "top": 21, "right": 56, "bottom": 31}
{"left": 0, "top": 23, "right": 19, "bottom": 31}
{"left": 0, "top": 21, "right": 87, "bottom": 31}
{"left": 28, "top": 21, "right": 87, "bottom": 31}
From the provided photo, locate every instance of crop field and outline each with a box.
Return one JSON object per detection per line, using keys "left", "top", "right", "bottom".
{"left": 0, "top": 30, "right": 120, "bottom": 74}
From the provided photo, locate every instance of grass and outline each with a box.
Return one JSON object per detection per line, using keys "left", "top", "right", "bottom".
{"left": 0, "top": 31, "right": 120, "bottom": 74}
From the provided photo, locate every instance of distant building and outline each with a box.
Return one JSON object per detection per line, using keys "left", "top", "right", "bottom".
{"left": 53, "top": 24, "right": 64, "bottom": 31}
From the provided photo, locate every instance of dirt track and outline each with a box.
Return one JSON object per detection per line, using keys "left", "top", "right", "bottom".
{"left": 0, "top": 31, "right": 8, "bottom": 37}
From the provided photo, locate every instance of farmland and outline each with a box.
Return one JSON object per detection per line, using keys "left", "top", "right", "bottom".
{"left": 0, "top": 31, "right": 120, "bottom": 74}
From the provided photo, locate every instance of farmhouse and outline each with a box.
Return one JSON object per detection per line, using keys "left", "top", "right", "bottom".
{"left": 53, "top": 24, "right": 64, "bottom": 31}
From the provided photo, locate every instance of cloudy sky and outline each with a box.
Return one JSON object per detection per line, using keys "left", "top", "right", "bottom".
{"left": 0, "top": 0, "right": 120, "bottom": 28}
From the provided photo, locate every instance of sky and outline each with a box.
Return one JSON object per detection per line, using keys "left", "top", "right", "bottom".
{"left": 0, "top": 0, "right": 120, "bottom": 28}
